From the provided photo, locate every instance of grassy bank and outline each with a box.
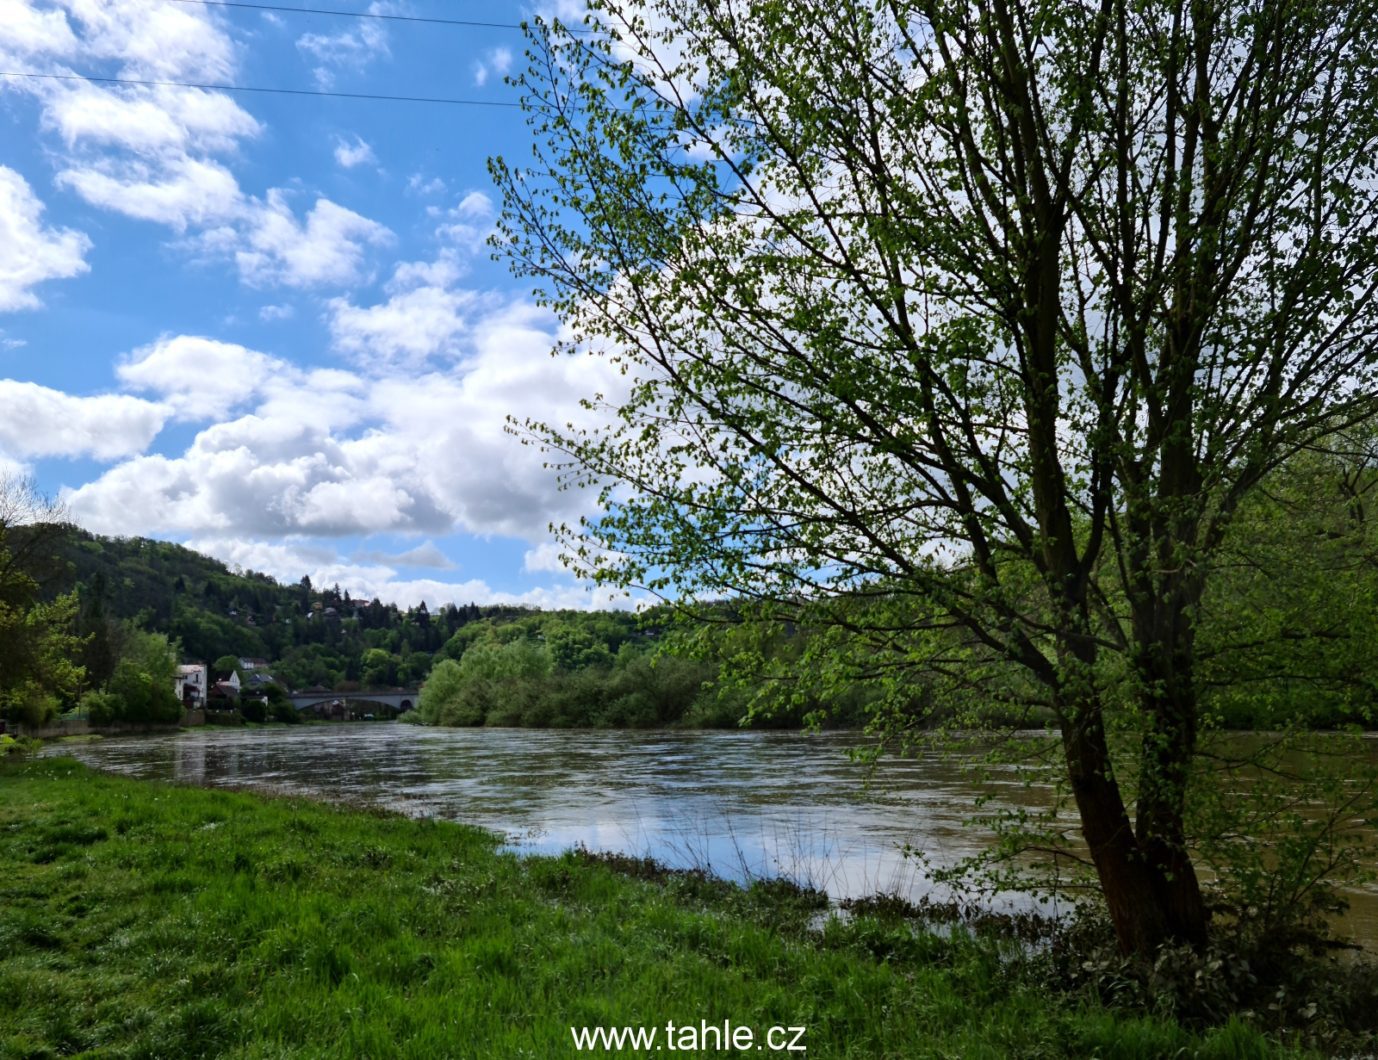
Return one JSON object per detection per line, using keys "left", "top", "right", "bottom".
{"left": 1, "top": 760, "right": 1294, "bottom": 1058}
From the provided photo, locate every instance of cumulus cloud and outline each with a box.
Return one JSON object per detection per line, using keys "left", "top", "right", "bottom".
{"left": 0, "top": 166, "right": 90, "bottom": 310}
{"left": 117, "top": 334, "right": 283, "bottom": 417}
{"left": 234, "top": 191, "right": 392, "bottom": 288}
{"left": 3, "top": 0, "right": 255, "bottom": 232}
{"left": 2, "top": 2, "right": 388, "bottom": 292}
{"left": 435, "top": 189, "right": 495, "bottom": 246}
{"left": 333, "top": 135, "right": 376, "bottom": 170}
{"left": 259, "top": 303, "right": 294, "bottom": 322}
{"left": 67, "top": 298, "right": 624, "bottom": 544}
{"left": 186, "top": 534, "right": 629, "bottom": 610}
{"left": 329, "top": 286, "right": 473, "bottom": 366}
{"left": 44, "top": 83, "right": 261, "bottom": 157}
{"left": 327, "top": 252, "right": 475, "bottom": 365}
{"left": 116, "top": 334, "right": 370, "bottom": 435}
{"left": 58, "top": 155, "right": 242, "bottom": 231}
{"left": 63, "top": 0, "right": 238, "bottom": 81}
{"left": 523, "top": 541, "right": 570, "bottom": 574}
{"left": 0, "top": 0, "right": 80, "bottom": 60}
{"left": 0, "top": 379, "right": 167, "bottom": 460}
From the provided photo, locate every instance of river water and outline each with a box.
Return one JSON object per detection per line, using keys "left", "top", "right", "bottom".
{"left": 46, "top": 724, "right": 1378, "bottom": 944}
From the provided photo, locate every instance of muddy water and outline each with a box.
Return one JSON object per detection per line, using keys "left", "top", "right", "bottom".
{"left": 47, "top": 724, "right": 1378, "bottom": 943}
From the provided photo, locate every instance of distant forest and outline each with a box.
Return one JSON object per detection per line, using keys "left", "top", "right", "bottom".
{"left": 37, "top": 529, "right": 825, "bottom": 729}
{"left": 21, "top": 432, "right": 1378, "bottom": 736}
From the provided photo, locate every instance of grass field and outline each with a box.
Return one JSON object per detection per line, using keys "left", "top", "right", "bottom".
{"left": 0, "top": 758, "right": 1297, "bottom": 1058}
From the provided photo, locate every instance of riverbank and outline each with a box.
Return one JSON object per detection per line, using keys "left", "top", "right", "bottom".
{"left": 1, "top": 759, "right": 1307, "bottom": 1058}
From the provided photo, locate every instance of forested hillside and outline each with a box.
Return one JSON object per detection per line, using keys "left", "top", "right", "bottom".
{"left": 10, "top": 529, "right": 741, "bottom": 728}
{"left": 7, "top": 430, "right": 1376, "bottom": 735}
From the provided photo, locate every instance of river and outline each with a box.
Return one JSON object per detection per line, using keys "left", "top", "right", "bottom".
{"left": 45, "top": 723, "right": 1378, "bottom": 945}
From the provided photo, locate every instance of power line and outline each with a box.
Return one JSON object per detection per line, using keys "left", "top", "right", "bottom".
{"left": 164, "top": 0, "right": 588, "bottom": 32}
{"left": 0, "top": 70, "right": 522, "bottom": 107}
{"left": 167, "top": 0, "right": 517, "bottom": 30}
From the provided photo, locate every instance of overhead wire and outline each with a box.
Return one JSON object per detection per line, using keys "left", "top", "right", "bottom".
{"left": 0, "top": 0, "right": 599, "bottom": 106}
{"left": 162, "top": 0, "right": 589, "bottom": 32}
{"left": 165, "top": 0, "right": 523, "bottom": 31}
{"left": 0, "top": 70, "right": 522, "bottom": 107}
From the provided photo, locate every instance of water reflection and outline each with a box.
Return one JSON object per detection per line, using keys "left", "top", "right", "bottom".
{"left": 48, "top": 725, "right": 1378, "bottom": 943}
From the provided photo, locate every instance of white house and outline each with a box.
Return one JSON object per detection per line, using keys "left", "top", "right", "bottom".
{"left": 176, "top": 663, "right": 209, "bottom": 708}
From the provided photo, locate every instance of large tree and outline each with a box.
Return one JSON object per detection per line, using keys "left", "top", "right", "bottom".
{"left": 0, "top": 476, "right": 84, "bottom": 726}
{"left": 494, "top": 0, "right": 1378, "bottom": 954}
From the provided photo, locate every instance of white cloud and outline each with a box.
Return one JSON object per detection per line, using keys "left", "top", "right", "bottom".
{"left": 1, "top": 3, "right": 387, "bottom": 293}
{"left": 0, "top": 166, "right": 90, "bottom": 310}
{"left": 62, "top": 413, "right": 452, "bottom": 539}
{"left": 0, "top": 379, "right": 166, "bottom": 459}
{"left": 235, "top": 190, "right": 392, "bottom": 288}
{"left": 333, "top": 135, "right": 376, "bottom": 170}
{"left": 67, "top": 296, "right": 622, "bottom": 544}
{"left": 435, "top": 189, "right": 496, "bottom": 247}
{"left": 329, "top": 284, "right": 474, "bottom": 366}
{"left": 327, "top": 252, "right": 475, "bottom": 366}
{"left": 472, "top": 45, "right": 512, "bottom": 87}
{"left": 64, "top": 0, "right": 238, "bottom": 81}
{"left": 58, "top": 155, "right": 243, "bottom": 230}
{"left": 116, "top": 334, "right": 369, "bottom": 437}
{"left": 408, "top": 173, "right": 445, "bottom": 196}
{"left": 117, "top": 334, "right": 283, "bottom": 417}
{"left": 523, "top": 541, "right": 570, "bottom": 574}
{"left": 45, "top": 84, "right": 261, "bottom": 156}
{"left": 259, "top": 303, "right": 294, "bottom": 322}
{"left": 185, "top": 534, "right": 628, "bottom": 610}
{"left": 355, "top": 541, "right": 457, "bottom": 569}
{"left": 0, "top": 0, "right": 79, "bottom": 61}
{"left": 296, "top": 2, "right": 390, "bottom": 87}
{"left": 0, "top": 452, "right": 30, "bottom": 480}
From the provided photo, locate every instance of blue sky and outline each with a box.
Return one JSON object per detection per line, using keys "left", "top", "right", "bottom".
{"left": 0, "top": 0, "right": 630, "bottom": 609}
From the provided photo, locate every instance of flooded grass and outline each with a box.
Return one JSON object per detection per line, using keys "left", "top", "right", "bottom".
{"left": 0, "top": 758, "right": 1312, "bottom": 1058}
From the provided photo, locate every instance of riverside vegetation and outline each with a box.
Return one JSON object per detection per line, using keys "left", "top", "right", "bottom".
{"left": 4, "top": 757, "right": 1367, "bottom": 1059}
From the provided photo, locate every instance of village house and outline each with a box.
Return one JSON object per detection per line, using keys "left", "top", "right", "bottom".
{"left": 175, "top": 663, "right": 209, "bottom": 709}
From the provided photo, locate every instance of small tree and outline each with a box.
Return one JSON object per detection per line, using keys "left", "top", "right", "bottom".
{"left": 495, "top": 0, "right": 1378, "bottom": 954}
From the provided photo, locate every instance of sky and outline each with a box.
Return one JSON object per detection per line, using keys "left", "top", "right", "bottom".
{"left": 0, "top": 0, "right": 631, "bottom": 611}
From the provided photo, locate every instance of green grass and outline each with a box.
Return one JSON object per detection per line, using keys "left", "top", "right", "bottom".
{"left": 0, "top": 759, "right": 1300, "bottom": 1058}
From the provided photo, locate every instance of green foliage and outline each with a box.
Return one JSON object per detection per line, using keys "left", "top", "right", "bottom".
{"left": 494, "top": 0, "right": 1378, "bottom": 953}
{"left": 417, "top": 631, "right": 722, "bottom": 729}
{"left": 0, "top": 482, "right": 85, "bottom": 726}
{"left": 79, "top": 690, "right": 122, "bottom": 727}
{"left": 1199, "top": 431, "right": 1378, "bottom": 730}
{"left": 212, "top": 654, "right": 242, "bottom": 679}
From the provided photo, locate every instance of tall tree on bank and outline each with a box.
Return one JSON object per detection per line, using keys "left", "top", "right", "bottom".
{"left": 494, "top": 0, "right": 1378, "bottom": 954}
{"left": 0, "top": 476, "right": 84, "bottom": 725}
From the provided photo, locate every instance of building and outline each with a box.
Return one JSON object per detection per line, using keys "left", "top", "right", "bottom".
{"left": 175, "top": 663, "right": 209, "bottom": 708}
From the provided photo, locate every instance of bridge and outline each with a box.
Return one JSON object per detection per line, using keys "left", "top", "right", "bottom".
{"left": 288, "top": 689, "right": 419, "bottom": 713}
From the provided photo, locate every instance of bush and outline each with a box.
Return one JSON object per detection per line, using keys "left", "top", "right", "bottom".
{"left": 80, "top": 690, "right": 124, "bottom": 726}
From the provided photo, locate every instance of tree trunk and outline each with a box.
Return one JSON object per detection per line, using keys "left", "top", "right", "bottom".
{"left": 1060, "top": 689, "right": 1207, "bottom": 954}
{"left": 1132, "top": 606, "right": 1210, "bottom": 948}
